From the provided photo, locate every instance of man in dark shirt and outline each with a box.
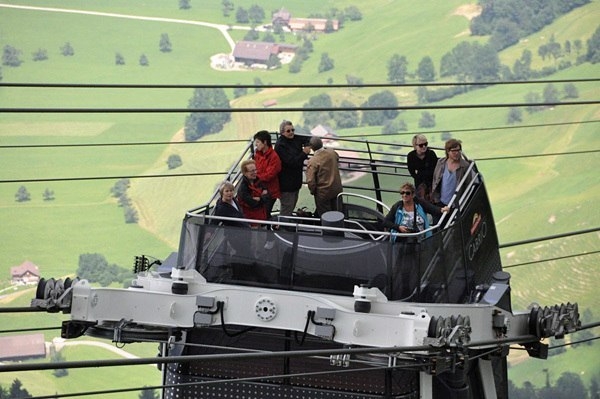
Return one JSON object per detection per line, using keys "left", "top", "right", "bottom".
{"left": 406, "top": 134, "right": 437, "bottom": 201}
{"left": 274, "top": 120, "right": 311, "bottom": 216}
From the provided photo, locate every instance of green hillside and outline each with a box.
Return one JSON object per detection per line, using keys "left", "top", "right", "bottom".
{"left": 0, "top": 0, "right": 599, "bottom": 397}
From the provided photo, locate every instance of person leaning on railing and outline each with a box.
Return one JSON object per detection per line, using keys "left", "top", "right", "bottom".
{"left": 237, "top": 159, "right": 270, "bottom": 228}
{"left": 430, "top": 138, "right": 472, "bottom": 208}
{"left": 253, "top": 130, "right": 281, "bottom": 220}
{"left": 407, "top": 134, "right": 438, "bottom": 201}
{"left": 274, "top": 120, "right": 311, "bottom": 216}
{"left": 382, "top": 182, "right": 449, "bottom": 243}
{"left": 212, "top": 181, "right": 250, "bottom": 228}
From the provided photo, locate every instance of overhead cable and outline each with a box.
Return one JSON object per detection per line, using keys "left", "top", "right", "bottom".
{"left": 1, "top": 77, "right": 599, "bottom": 89}
{"left": 2, "top": 100, "right": 599, "bottom": 114}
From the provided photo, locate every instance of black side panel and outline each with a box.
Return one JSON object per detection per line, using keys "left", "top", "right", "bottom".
{"left": 164, "top": 327, "right": 419, "bottom": 399}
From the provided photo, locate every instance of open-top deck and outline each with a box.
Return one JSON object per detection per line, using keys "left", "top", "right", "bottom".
{"left": 177, "top": 135, "right": 502, "bottom": 303}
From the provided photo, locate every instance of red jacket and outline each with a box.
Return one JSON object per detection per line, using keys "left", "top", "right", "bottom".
{"left": 237, "top": 177, "right": 267, "bottom": 223}
{"left": 254, "top": 147, "right": 282, "bottom": 199}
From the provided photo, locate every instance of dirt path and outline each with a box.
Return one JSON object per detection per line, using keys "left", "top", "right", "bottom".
{"left": 0, "top": 3, "right": 254, "bottom": 52}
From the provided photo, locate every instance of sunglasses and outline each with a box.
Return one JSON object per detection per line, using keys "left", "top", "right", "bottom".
{"left": 400, "top": 191, "right": 413, "bottom": 195}
{"left": 285, "top": 128, "right": 295, "bottom": 133}
{"left": 417, "top": 142, "right": 428, "bottom": 148}
{"left": 448, "top": 148, "right": 461, "bottom": 153}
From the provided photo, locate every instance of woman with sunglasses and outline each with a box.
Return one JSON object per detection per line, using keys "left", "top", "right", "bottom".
{"left": 407, "top": 134, "right": 438, "bottom": 201}
{"left": 383, "top": 183, "right": 448, "bottom": 243}
{"left": 383, "top": 183, "right": 448, "bottom": 300}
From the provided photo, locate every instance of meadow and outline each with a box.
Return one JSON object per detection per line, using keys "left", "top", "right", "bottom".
{"left": 0, "top": 0, "right": 599, "bottom": 396}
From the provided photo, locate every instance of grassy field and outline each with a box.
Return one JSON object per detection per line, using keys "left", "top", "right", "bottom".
{"left": 1, "top": 0, "right": 599, "bottom": 396}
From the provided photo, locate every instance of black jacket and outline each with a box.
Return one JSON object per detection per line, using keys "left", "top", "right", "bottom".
{"left": 274, "top": 134, "right": 310, "bottom": 192}
{"left": 212, "top": 198, "right": 249, "bottom": 228}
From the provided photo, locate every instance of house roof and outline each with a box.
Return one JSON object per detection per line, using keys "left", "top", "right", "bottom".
{"left": 288, "top": 18, "right": 339, "bottom": 32}
{"left": 0, "top": 334, "right": 46, "bottom": 360}
{"left": 233, "top": 41, "right": 278, "bottom": 62}
{"left": 311, "top": 124, "right": 337, "bottom": 137}
{"left": 10, "top": 260, "right": 40, "bottom": 278}
{"left": 272, "top": 8, "right": 291, "bottom": 22}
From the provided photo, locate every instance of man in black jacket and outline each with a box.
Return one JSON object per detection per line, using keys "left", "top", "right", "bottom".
{"left": 274, "top": 120, "right": 311, "bottom": 216}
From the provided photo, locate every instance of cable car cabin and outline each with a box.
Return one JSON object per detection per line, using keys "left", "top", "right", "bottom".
{"left": 162, "top": 137, "right": 506, "bottom": 399}
{"left": 178, "top": 136, "right": 501, "bottom": 304}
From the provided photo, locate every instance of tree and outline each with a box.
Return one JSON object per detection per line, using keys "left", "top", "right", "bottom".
{"left": 507, "top": 107, "right": 522, "bottom": 124}
{"left": 361, "top": 90, "right": 399, "bottom": 126}
{"left": 543, "top": 83, "right": 560, "bottom": 105}
{"left": 344, "top": 6, "right": 362, "bottom": 21}
{"left": 253, "top": 77, "right": 263, "bottom": 92}
{"left": 288, "top": 56, "right": 303, "bottom": 73}
{"left": 179, "top": 0, "right": 191, "bottom": 10}
{"left": 139, "top": 54, "right": 149, "bottom": 66}
{"left": 184, "top": 88, "right": 231, "bottom": 141}
{"left": 15, "top": 186, "right": 31, "bottom": 202}
{"left": 382, "top": 119, "right": 407, "bottom": 135}
{"left": 2, "top": 45, "right": 23, "bottom": 67}
{"left": 525, "top": 92, "right": 543, "bottom": 113}
{"left": 60, "top": 42, "right": 74, "bottom": 56}
{"left": 554, "top": 372, "right": 588, "bottom": 399}
{"left": 324, "top": 19, "right": 335, "bottom": 33}
{"left": 9, "top": 378, "right": 31, "bottom": 398}
{"left": 439, "top": 52, "right": 457, "bottom": 78}
{"left": 418, "top": 111, "right": 436, "bottom": 128}
{"left": 345, "top": 74, "right": 363, "bottom": 89}
{"left": 571, "top": 328, "right": 594, "bottom": 347}
{"left": 248, "top": 4, "right": 265, "bottom": 24}
{"left": 43, "top": 188, "right": 55, "bottom": 201}
{"left": 563, "top": 83, "right": 579, "bottom": 99}
{"left": 587, "top": 25, "right": 600, "bottom": 63}
{"left": 111, "top": 179, "right": 130, "bottom": 198}
{"left": 32, "top": 48, "right": 48, "bottom": 61}
{"left": 513, "top": 50, "right": 532, "bottom": 80}
{"left": 77, "top": 253, "right": 133, "bottom": 286}
{"left": 115, "top": 52, "right": 125, "bottom": 65}
{"left": 139, "top": 387, "right": 160, "bottom": 399}
{"left": 50, "top": 347, "right": 68, "bottom": 377}
{"left": 318, "top": 52, "right": 334, "bottom": 73}
{"left": 262, "top": 32, "right": 276, "bottom": 43}
{"left": 243, "top": 29, "right": 259, "bottom": 42}
{"left": 573, "top": 39, "right": 583, "bottom": 56}
{"left": 303, "top": 93, "right": 333, "bottom": 127}
{"left": 235, "top": 7, "right": 249, "bottom": 23}
{"left": 387, "top": 54, "right": 408, "bottom": 84}
{"left": 124, "top": 206, "right": 139, "bottom": 224}
{"left": 590, "top": 377, "right": 600, "bottom": 399}
{"left": 167, "top": 154, "right": 183, "bottom": 169}
{"left": 564, "top": 40, "right": 571, "bottom": 54}
{"left": 221, "top": 0, "right": 234, "bottom": 17}
{"left": 267, "top": 54, "right": 281, "bottom": 69}
{"left": 470, "top": 43, "right": 501, "bottom": 81}
{"left": 159, "top": 33, "right": 172, "bottom": 52}
{"left": 333, "top": 100, "right": 359, "bottom": 128}
{"left": 233, "top": 84, "right": 248, "bottom": 98}
{"left": 416, "top": 56, "right": 435, "bottom": 82}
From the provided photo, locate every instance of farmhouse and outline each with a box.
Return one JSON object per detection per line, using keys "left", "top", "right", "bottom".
{"left": 0, "top": 333, "right": 46, "bottom": 361}
{"left": 271, "top": 9, "right": 339, "bottom": 33}
{"left": 288, "top": 18, "right": 339, "bottom": 32}
{"left": 10, "top": 260, "right": 40, "bottom": 285}
{"left": 232, "top": 41, "right": 297, "bottom": 66}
